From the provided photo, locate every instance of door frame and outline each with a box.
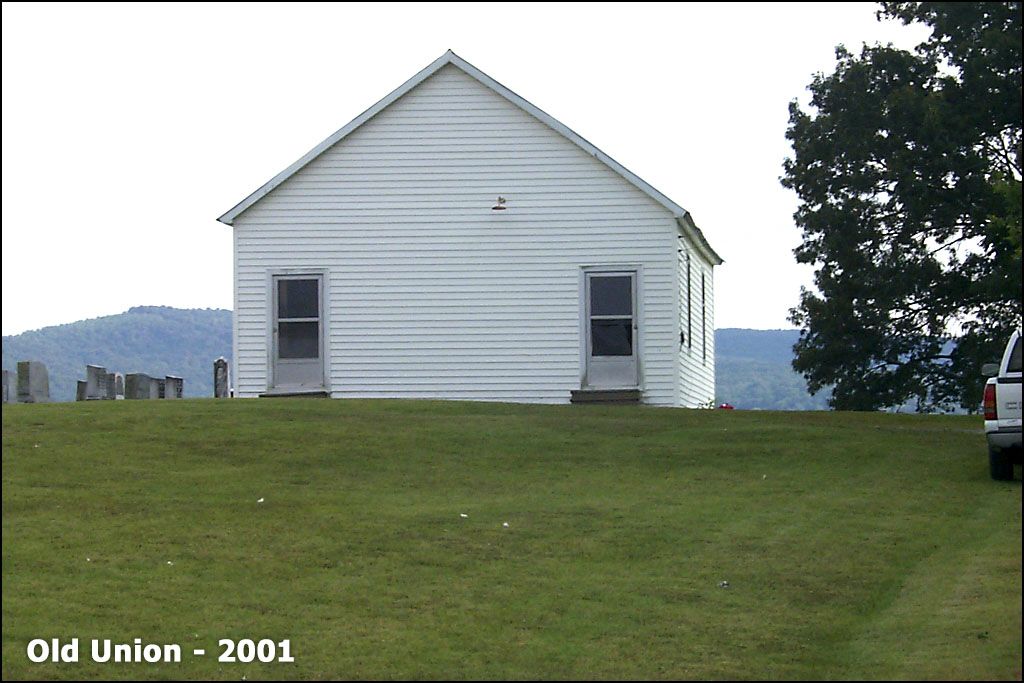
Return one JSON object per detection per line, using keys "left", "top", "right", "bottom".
{"left": 266, "top": 269, "right": 329, "bottom": 392}
{"left": 579, "top": 265, "right": 643, "bottom": 389}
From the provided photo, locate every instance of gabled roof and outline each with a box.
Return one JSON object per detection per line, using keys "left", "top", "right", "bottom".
{"left": 217, "top": 50, "right": 723, "bottom": 266}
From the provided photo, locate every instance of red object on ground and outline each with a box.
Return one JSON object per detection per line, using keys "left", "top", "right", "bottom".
{"left": 718, "top": 403, "right": 735, "bottom": 410}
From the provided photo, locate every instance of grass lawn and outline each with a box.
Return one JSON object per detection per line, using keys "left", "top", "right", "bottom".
{"left": 2, "top": 399, "right": 1021, "bottom": 680}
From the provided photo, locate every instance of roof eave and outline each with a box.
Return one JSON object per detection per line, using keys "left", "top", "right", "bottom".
{"left": 217, "top": 50, "right": 459, "bottom": 225}
{"left": 677, "top": 213, "right": 724, "bottom": 266}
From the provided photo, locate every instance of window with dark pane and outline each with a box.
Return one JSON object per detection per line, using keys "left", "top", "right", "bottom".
{"left": 278, "top": 321, "right": 319, "bottom": 359}
{"left": 701, "top": 273, "right": 707, "bottom": 363}
{"left": 1009, "top": 337, "right": 1022, "bottom": 373}
{"left": 591, "top": 319, "right": 632, "bottom": 356}
{"left": 278, "top": 279, "right": 319, "bottom": 319}
{"left": 686, "top": 254, "right": 692, "bottom": 349}
{"left": 590, "top": 276, "right": 632, "bottom": 316}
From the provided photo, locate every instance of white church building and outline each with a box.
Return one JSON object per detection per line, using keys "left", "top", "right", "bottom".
{"left": 218, "top": 51, "right": 722, "bottom": 406}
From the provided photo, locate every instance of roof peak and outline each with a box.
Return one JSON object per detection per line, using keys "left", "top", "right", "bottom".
{"left": 216, "top": 51, "right": 721, "bottom": 265}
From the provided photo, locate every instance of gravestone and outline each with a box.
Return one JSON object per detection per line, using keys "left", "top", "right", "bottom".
{"left": 152, "top": 377, "right": 165, "bottom": 399}
{"left": 2, "top": 370, "right": 8, "bottom": 403}
{"left": 113, "top": 373, "right": 125, "bottom": 400}
{"left": 125, "top": 373, "right": 152, "bottom": 400}
{"left": 17, "top": 361, "right": 50, "bottom": 403}
{"left": 214, "top": 358, "right": 230, "bottom": 398}
{"left": 164, "top": 376, "right": 183, "bottom": 399}
{"left": 85, "top": 365, "right": 108, "bottom": 400}
{"left": 76, "top": 380, "right": 88, "bottom": 402}
{"left": 105, "top": 372, "right": 117, "bottom": 400}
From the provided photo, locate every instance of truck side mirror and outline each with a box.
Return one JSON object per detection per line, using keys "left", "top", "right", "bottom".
{"left": 981, "top": 362, "right": 1000, "bottom": 377}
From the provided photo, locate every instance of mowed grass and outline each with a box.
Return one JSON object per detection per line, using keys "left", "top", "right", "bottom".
{"left": 2, "top": 399, "right": 1020, "bottom": 680}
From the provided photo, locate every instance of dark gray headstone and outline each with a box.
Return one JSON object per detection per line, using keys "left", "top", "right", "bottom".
{"left": 17, "top": 361, "right": 50, "bottom": 403}
{"left": 2, "top": 369, "right": 9, "bottom": 404}
{"left": 104, "top": 373, "right": 117, "bottom": 400}
{"left": 76, "top": 380, "right": 88, "bottom": 401}
{"left": 85, "top": 365, "right": 108, "bottom": 400}
{"left": 214, "top": 358, "right": 230, "bottom": 398}
{"left": 164, "top": 376, "right": 183, "bottom": 399}
{"left": 125, "top": 373, "right": 152, "bottom": 400}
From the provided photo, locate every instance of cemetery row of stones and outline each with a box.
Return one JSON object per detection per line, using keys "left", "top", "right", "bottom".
{"left": 3, "top": 358, "right": 231, "bottom": 403}
{"left": 76, "top": 364, "right": 184, "bottom": 401}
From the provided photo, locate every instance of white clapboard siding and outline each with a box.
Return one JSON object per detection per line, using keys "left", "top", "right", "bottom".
{"left": 678, "top": 240, "right": 716, "bottom": 407}
{"left": 231, "top": 61, "right": 716, "bottom": 405}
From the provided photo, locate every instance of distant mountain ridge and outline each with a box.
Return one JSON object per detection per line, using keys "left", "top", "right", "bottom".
{"left": 3, "top": 310, "right": 825, "bottom": 409}
{"left": 714, "top": 328, "right": 806, "bottom": 365}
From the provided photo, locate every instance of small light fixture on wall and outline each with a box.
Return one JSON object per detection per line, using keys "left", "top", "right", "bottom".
{"left": 492, "top": 196, "right": 507, "bottom": 211}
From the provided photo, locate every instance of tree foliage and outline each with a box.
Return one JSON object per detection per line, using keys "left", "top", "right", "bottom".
{"left": 783, "top": 2, "right": 1022, "bottom": 411}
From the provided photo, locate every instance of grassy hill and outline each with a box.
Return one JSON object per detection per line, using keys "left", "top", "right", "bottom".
{"left": 4, "top": 312, "right": 822, "bottom": 409}
{"left": 2, "top": 399, "right": 1020, "bottom": 680}
{"left": 1, "top": 307, "right": 231, "bottom": 401}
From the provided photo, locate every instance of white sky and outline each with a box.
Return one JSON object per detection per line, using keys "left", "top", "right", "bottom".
{"left": 1, "top": 2, "right": 930, "bottom": 336}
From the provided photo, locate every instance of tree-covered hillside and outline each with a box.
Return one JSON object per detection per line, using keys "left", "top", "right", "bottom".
{"left": 714, "top": 328, "right": 831, "bottom": 411}
{"left": 2, "top": 307, "right": 231, "bottom": 402}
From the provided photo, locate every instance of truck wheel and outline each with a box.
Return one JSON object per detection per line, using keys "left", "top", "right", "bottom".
{"left": 989, "top": 446, "right": 1014, "bottom": 481}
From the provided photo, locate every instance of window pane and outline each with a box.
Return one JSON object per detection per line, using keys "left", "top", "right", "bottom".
{"left": 278, "top": 279, "right": 319, "bottom": 319}
{"left": 1009, "top": 338, "right": 1022, "bottom": 373}
{"left": 279, "top": 321, "right": 319, "bottom": 359}
{"left": 591, "top": 319, "right": 632, "bottom": 356}
{"left": 590, "top": 276, "right": 632, "bottom": 316}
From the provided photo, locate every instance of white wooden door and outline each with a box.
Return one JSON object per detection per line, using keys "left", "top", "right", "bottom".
{"left": 585, "top": 271, "right": 638, "bottom": 388}
{"left": 272, "top": 275, "right": 324, "bottom": 390}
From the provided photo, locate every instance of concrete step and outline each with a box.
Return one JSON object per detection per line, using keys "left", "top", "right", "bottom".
{"left": 570, "top": 389, "right": 642, "bottom": 404}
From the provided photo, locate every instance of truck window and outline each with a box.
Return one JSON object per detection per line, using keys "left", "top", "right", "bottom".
{"left": 1009, "top": 337, "right": 1022, "bottom": 373}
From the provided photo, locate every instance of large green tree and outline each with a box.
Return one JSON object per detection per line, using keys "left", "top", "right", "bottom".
{"left": 783, "top": 2, "right": 1022, "bottom": 411}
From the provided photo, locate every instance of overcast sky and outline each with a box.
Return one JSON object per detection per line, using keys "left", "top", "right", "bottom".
{"left": 1, "top": 2, "right": 930, "bottom": 336}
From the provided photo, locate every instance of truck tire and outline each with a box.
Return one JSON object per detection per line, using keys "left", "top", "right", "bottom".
{"left": 989, "top": 445, "right": 1014, "bottom": 481}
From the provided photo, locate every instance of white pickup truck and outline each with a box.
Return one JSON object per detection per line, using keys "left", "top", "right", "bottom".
{"left": 983, "top": 330, "right": 1022, "bottom": 480}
